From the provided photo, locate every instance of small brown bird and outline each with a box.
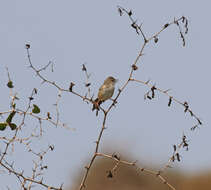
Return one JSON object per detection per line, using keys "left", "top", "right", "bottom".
{"left": 92, "top": 76, "right": 117, "bottom": 112}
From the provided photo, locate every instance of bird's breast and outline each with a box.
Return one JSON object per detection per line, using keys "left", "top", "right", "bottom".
{"left": 98, "top": 84, "right": 115, "bottom": 101}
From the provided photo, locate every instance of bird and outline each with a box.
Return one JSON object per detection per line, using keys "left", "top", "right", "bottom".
{"left": 92, "top": 76, "right": 117, "bottom": 112}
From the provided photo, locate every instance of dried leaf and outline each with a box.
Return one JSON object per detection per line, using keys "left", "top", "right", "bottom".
{"left": 128, "top": 10, "right": 132, "bottom": 16}
{"left": 132, "top": 64, "right": 138, "bottom": 71}
{"left": 107, "top": 170, "right": 113, "bottom": 178}
{"left": 154, "top": 37, "right": 158, "bottom": 43}
{"left": 69, "top": 82, "right": 75, "bottom": 92}
{"left": 168, "top": 97, "right": 172, "bottom": 107}
{"left": 173, "top": 144, "right": 177, "bottom": 152}
{"left": 197, "top": 118, "right": 202, "bottom": 125}
{"left": 82, "top": 64, "right": 86, "bottom": 71}
{"left": 47, "top": 112, "right": 52, "bottom": 119}
{"left": 85, "top": 83, "right": 91, "bottom": 87}
{"left": 176, "top": 153, "right": 181, "bottom": 162}
{"left": 118, "top": 8, "right": 123, "bottom": 16}
{"left": 25, "top": 44, "right": 30, "bottom": 49}
{"left": 164, "top": 23, "right": 169, "bottom": 28}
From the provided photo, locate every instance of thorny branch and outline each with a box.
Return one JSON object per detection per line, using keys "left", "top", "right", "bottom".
{"left": 131, "top": 78, "right": 202, "bottom": 129}
{"left": 0, "top": 68, "right": 66, "bottom": 189}
{"left": 97, "top": 152, "right": 176, "bottom": 190}
{"left": 0, "top": 6, "right": 202, "bottom": 190}
{"left": 82, "top": 64, "right": 92, "bottom": 99}
{"left": 78, "top": 7, "right": 199, "bottom": 190}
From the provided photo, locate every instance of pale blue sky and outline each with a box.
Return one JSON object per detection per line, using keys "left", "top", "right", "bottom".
{"left": 0, "top": 0, "right": 210, "bottom": 189}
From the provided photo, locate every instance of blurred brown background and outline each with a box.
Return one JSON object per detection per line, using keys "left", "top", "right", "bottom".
{"left": 69, "top": 150, "right": 211, "bottom": 190}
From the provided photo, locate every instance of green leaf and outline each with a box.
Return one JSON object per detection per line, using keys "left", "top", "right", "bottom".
{"left": 0, "top": 123, "right": 7, "bottom": 131}
{"left": 9, "top": 123, "right": 17, "bottom": 130}
{"left": 6, "top": 111, "right": 16, "bottom": 123}
{"left": 32, "top": 104, "right": 40, "bottom": 114}
{"left": 7, "top": 81, "right": 14, "bottom": 88}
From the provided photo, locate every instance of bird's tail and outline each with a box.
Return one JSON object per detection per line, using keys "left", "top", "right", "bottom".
{"left": 92, "top": 98, "right": 102, "bottom": 111}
